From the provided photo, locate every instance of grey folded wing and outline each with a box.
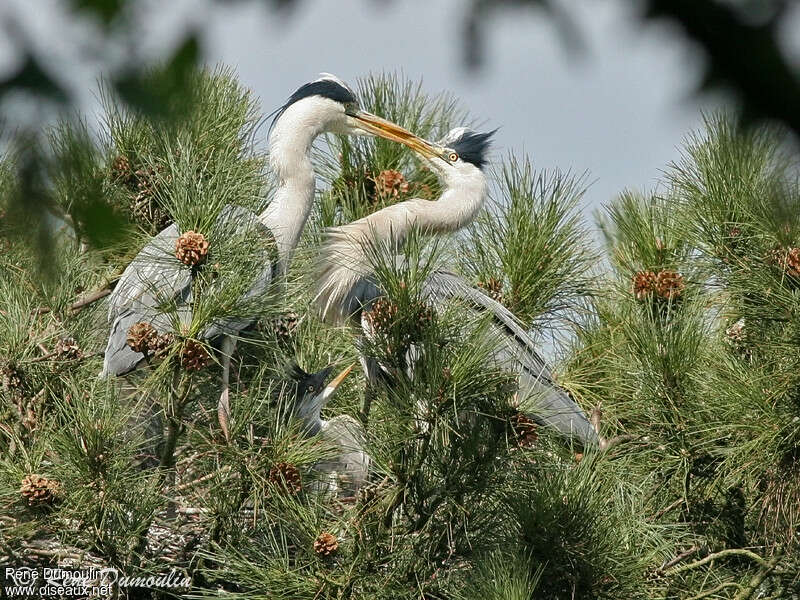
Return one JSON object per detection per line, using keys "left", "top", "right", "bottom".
{"left": 423, "top": 270, "right": 598, "bottom": 446}
{"left": 103, "top": 224, "right": 192, "bottom": 377}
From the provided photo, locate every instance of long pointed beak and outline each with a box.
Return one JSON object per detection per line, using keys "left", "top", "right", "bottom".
{"left": 319, "top": 364, "right": 355, "bottom": 404}
{"left": 351, "top": 110, "right": 440, "bottom": 159}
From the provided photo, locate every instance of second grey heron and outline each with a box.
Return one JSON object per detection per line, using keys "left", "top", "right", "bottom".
{"left": 314, "top": 127, "right": 599, "bottom": 446}
{"left": 101, "top": 74, "right": 438, "bottom": 440}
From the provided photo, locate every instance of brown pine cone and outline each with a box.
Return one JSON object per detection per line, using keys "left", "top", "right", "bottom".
{"left": 655, "top": 270, "right": 685, "bottom": 300}
{"left": 632, "top": 270, "right": 657, "bottom": 300}
{"left": 413, "top": 301, "right": 435, "bottom": 328}
{"left": 268, "top": 462, "right": 302, "bottom": 495}
{"left": 313, "top": 531, "right": 339, "bottom": 556}
{"left": 148, "top": 333, "right": 175, "bottom": 359}
{"left": 110, "top": 155, "right": 134, "bottom": 187}
{"left": 54, "top": 337, "right": 82, "bottom": 360}
{"left": 511, "top": 412, "right": 539, "bottom": 448}
{"left": 1, "top": 362, "right": 23, "bottom": 392}
{"left": 126, "top": 322, "right": 158, "bottom": 353}
{"left": 270, "top": 311, "right": 299, "bottom": 344}
{"left": 477, "top": 277, "right": 504, "bottom": 304}
{"left": 365, "top": 298, "right": 399, "bottom": 333}
{"left": 20, "top": 474, "right": 61, "bottom": 506}
{"left": 773, "top": 246, "right": 800, "bottom": 277}
{"left": 372, "top": 169, "right": 410, "bottom": 200}
{"left": 180, "top": 339, "right": 211, "bottom": 371}
{"left": 175, "top": 231, "right": 209, "bottom": 267}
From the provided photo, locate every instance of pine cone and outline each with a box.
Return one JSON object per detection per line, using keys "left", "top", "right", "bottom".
{"left": 270, "top": 311, "right": 299, "bottom": 344}
{"left": 313, "top": 531, "right": 339, "bottom": 556}
{"left": 357, "top": 481, "right": 381, "bottom": 508}
{"left": 175, "top": 231, "right": 210, "bottom": 267}
{"left": 180, "top": 339, "right": 211, "bottom": 371}
{"left": 20, "top": 474, "right": 61, "bottom": 506}
{"left": 110, "top": 155, "right": 134, "bottom": 187}
{"left": 54, "top": 337, "right": 82, "bottom": 360}
{"left": 655, "top": 270, "right": 685, "bottom": 300}
{"left": 268, "top": 462, "right": 302, "bottom": 495}
{"left": 726, "top": 318, "right": 745, "bottom": 345}
{"left": 365, "top": 298, "right": 399, "bottom": 334}
{"left": 148, "top": 333, "right": 175, "bottom": 359}
{"left": 511, "top": 412, "right": 539, "bottom": 448}
{"left": 777, "top": 247, "right": 800, "bottom": 278}
{"left": 413, "top": 301, "right": 435, "bottom": 328}
{"left": 126, "top": 322, "right": 158, "bottom": 353}
{"left": 632, "top": 270, "right": 657, "bottom": 300}
{"left": 477, "top": 277, "right": 504, "bottom": 304}
{"left": 436, "top": 367, "right": 453, "bottom": 404}
{"left": 1, "top": 362, "right": 23, "bottom": 392}
{"left": 372, "top": 169, "right": 410, "bottom": 200}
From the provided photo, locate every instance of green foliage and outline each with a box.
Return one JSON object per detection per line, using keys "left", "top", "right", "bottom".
{"left": 461, "top": 155, "right": 595, "bottom": 327}
{"left": 2, "top": 72, "right": 799, "bottom": 600}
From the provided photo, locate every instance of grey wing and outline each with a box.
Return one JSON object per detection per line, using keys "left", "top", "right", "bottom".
{"left": 423, "top": 270, "right": 598, "bottom": 447}
{"left": 103, "top": 224, "right": 192, "bottom": 377}
{"left": 202, "top": 205, "right": 277, "bottom": 339}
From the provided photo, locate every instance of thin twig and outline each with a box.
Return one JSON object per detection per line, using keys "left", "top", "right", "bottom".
{"left": 666, "top": 548, "right": 768, "bottom": 576}
{"left": 659, "top": 545, "right": 700, "bottom": 572}
{"left": 600, "top": 433, "right": 639, "bottom": 451}
{"left": 174, "top": 465, "right": 232, "bottom": 493}
{"left": 649, "top": 497, "right": 685, "bottom": 522}
{"left": 32, "top": 277, "right": 119, "bottom": 316}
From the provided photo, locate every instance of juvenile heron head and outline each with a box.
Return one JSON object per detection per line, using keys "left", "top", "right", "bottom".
{"left": 270, "top": 74, "right": 438, "bottom": 156}
{"left": 287, "top": 362, "right": 354, "bottom": 434}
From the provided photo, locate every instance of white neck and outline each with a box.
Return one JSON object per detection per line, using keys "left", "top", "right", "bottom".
{"left": 413, "top": 167, "right": 487, "bottom": 235}
{"left": 260, "top": 99, "right": 335, "bottom": 274}
{"left": 313, "top": 163, "right": 487, "bottom": 325}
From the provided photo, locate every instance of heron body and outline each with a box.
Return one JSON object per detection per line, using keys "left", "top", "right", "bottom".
{"left": 103, "top": 204, "right": 274, "bottom": 376}
{"left": 100, "top": 74, "right": 439, "bottom": 439}
{"left": 314, "top": 128, "right": 599, "bottom": 446}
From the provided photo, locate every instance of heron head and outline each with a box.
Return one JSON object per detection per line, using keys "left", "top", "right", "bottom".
{"left": 417, "top": 127, "right": 497, "bottom": 181}
{"left": 270, "top": 74, "right": 439, "bottom": 156}
{"left": 287, "top": 361, "right": 354, "bottom": 431}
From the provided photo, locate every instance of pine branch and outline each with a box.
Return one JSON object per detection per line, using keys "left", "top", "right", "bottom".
{"left": 688, "top": 582, "right": 743, "bottom": 600}
{"left": 733, "top": 552, "right": 782, "bottom": 600}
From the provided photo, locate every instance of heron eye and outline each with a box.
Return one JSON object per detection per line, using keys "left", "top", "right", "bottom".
{"left": 448, "top": 152, "right": 459, "bottom": 162}
{"left": 306, "top": 384, "right": 315, "bottom": 393}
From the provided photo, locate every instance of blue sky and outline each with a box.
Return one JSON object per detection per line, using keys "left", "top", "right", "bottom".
{"left": 0, "top": 0, "right": 731, "bottom": 222}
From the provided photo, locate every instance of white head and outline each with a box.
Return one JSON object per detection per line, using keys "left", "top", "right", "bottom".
{"left": 417, "top": 127, "right": 497, "bottom": 186}
{"left": 268, "top": 74, "right": 437, "bottom": 163}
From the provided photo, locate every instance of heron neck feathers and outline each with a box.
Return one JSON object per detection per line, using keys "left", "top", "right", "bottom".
{"left": 260, "top": 99, "right": 332, "bottom": 274}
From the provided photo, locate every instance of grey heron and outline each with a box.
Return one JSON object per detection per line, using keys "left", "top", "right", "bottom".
{"left": 314, "top": 127, "right": 599, "bottom": 446}
{"left": 101, "top": 74, "right": 438, "bottom": 441}
{"left": 286, "top": 362, "right": 370, "bottom": 497}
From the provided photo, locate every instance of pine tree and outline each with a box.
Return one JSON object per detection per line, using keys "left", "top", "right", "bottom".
{"left": 1, "top": 66, "right": 797, "bottom": 600}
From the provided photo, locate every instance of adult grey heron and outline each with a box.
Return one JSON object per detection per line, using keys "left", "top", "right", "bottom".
{"left": 286, "top": 362, "right": 369, "bottom": 497}
{"left": 101, "top": 74, "right": 438, "bottom": 440}
{"left": 314, "top": 127, "right": 599, "bottom": 446}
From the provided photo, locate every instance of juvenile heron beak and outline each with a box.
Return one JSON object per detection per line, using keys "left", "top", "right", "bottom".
{"left": 351, "top": 110, "right": 440, "bottom": 158}
{"left": 319, "top": 364, "right": 354, "bottom": 404}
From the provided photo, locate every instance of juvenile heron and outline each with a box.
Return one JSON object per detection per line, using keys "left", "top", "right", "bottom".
{"left": 101, "top": 74, "right": 437, "bottom": 440}
{"left": 314, "top": 127, "right": 599, "bottom": 446}
{"left": 287, "top": 363, "right": 370, "bottom": 497}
